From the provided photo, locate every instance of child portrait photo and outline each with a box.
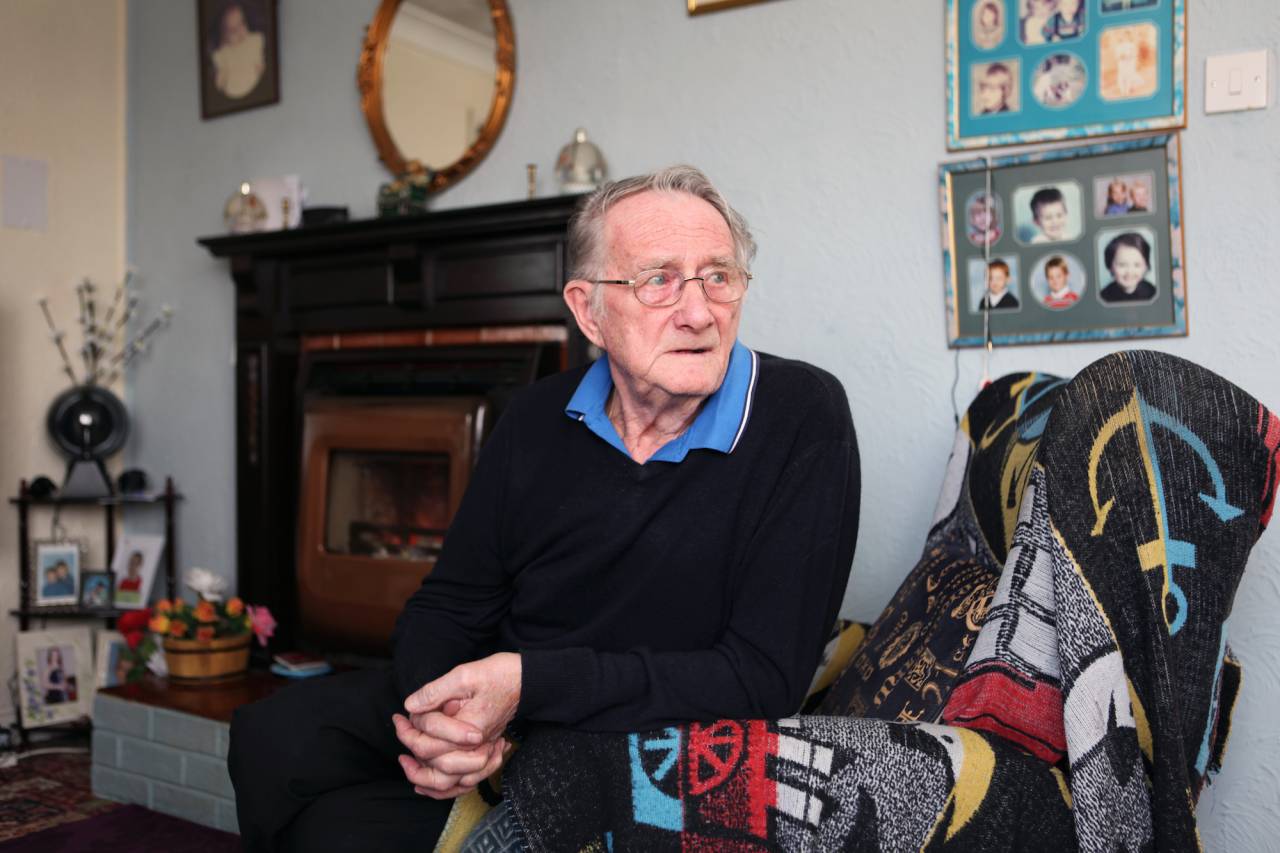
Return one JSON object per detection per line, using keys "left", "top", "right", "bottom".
{"left": 79, "top": 570, "right": 115, "bottom": 611}
{"left": 1097, "top": 227, "right": 1159, "bottom": 305}
{"left": 1029, "top": 252, "right": 1088, "bottom": 310}
{"left": 1031, "top": 52, "right": 1088, "bottom": 109}
{"left": 965, "top": 190, "right": 1004, "bottom": 247}
{"left": 967, "top": 256, "right": 1022, "bottom": 313}
{"left": 197, "top": 0, "right": 280, "bottom": 119}
{"left": 1094, "top": 172, "right": 1156, "bottom": 217}
{"left": 971, "top": 0, "right": 1006, "bottom": 50}
{"left": 1099, "top": 23, "right": 1158, "bottom": 101}
{"left": 1013, "top": 181, "right": 1083, "bottom": 245}
{"left": 16, "top": 628, "right": 94, "bottom": 728}
{"left": 1040, "top": 0, "right": 1086, "bottom": 43}
{"left": 110, "top": 534, "right": 165, "bottom": 609}
{"left": 34, "top": 541, "right": 82, "bottom": 607}
{"left": 972, "top": 59, "right": 1020, "bottom": 115}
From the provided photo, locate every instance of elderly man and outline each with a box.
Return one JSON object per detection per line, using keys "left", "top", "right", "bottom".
{"left": 229, "top": 165, "right": 860, "bottom": 852}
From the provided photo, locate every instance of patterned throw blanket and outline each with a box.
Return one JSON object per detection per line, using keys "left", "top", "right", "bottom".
{"left": 503, "top": 351, "right": 1279, "bottom": 852}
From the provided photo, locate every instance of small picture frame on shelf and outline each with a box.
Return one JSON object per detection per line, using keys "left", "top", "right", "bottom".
{"left": 110, "top": 534, "right": 165, "bottom": 610}
{"left": 32, "top": 540, "right": 85, "bottom": 608}
{"left": 16, "top": 627, "right": 94, "bottom": 728}
{"left": 95, "top": 630, "right": 132, "bottom": 689}
{"left": 79, "top": 570, "right": 115, "bottom": 612}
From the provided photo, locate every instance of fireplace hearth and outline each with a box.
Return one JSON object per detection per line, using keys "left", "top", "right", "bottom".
{"left": 200, "top": 195, "right": 586, "bottom": 652}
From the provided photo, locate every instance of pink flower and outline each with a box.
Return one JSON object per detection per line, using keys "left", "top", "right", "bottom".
{"left": 246, "top": 605, "right": 277, "bottom": 647}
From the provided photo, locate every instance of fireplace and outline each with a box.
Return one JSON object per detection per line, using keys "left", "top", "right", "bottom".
{"left": 199, "top": 195, "right": 587, "bottom": 652}
{"left": 297, "top": 396, "right": 485, "bottom": 652}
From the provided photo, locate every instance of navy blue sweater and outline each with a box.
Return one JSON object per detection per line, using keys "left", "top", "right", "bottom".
{"left": 392, "top": 353, "right": 860, "bottom": 731}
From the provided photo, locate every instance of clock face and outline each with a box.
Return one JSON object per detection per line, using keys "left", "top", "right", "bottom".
{"left": 46, "top": 386, "right": 129, "bottom": 460}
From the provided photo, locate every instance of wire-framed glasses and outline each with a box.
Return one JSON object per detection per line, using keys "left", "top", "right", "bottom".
{"left": 591, "top": 266, "right": 751, "bottom": 307}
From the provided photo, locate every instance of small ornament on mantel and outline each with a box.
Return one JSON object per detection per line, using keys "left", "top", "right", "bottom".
{"left": 224, "top": 182, "right": 267, "bottom": 233}
{"left": 555, "top": 127, "right": 608, "bottom": 194}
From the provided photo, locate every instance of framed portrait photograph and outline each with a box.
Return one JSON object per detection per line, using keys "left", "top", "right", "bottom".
{"left": 197, "top": 0, "right": 280, "bottom": 120}
{"left": 95, "top": 630, "right": 132, "bottom": 689}
{"left": 946, "top": 0, "right": 1186, "bottom": 150}
{"left": 79, "top": 570, "right": 115, "bottom": 612}
{"left": 939, "top": 132, "right": 1185, "bottom": 347}
{"left": 16, "top": 627, "right": 94, "bottom": 728}
{"left": 110, "top": 534, "right": 165, "bottom": 610}
{"left": 33, "top": 540, "right": 84, "bottom": 607}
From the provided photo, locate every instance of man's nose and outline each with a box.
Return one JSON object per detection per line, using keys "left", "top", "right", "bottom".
{"left": 671, "top": 279, "right": 716, "bottom": 327}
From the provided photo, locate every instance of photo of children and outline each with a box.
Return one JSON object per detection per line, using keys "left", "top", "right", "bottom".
{"left": 34, "top": 542, "right": 80, "bottom": 607}
{"left": 1097, "top": 228, "right": 1159, "bottom": 304}
{"left": 971, "top": 0, "right": 1005, "bottom": 50}
{"left": 79, "top": 571, "right": 114, "bottom": 610}
{"left": 37, "top": 645, "right": 77, "bottom": 705}
{"left": 1093, "top": 172, "right": 1156, "bottom": 217}
{"left": 967, "top": 256, "right": 1022, "bottom": 312}
{"left": 109, "top": 534, "right": 164, "bottom": 610}
{"left": 1099, "top": 24, "right": 1158, "bottom": 100}
{"left": 1041, "top": 0, "right": 1085, "bottom": 42}
{"left": 965, "top": 190, "right": 1004, "bottom": 247}
{"left": 1031, "top": 52, "right": 1088, "bottom": 108}
{"left": 1030, "top": 253, "right": 1087, "bottom": 310}
{"left": 1013, "top": 182, "right": 1083, "bottom": 244}
{"left": 972, "top": 59, "right": 1020, "bottom": 115}
{"left": 1018, "top": 0, "right": 1054, "bottom": 46}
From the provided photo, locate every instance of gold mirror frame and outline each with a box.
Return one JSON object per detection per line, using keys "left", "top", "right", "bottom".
{"left": 357, "top": 0, "right": 515, "bottom": 192}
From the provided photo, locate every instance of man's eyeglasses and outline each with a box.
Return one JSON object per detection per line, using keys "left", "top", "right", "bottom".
{"left": 591, "top": 266, "right": 751, "bottom": 307}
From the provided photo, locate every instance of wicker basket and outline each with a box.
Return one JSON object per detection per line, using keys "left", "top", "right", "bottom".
{"left": 163, "top": 633, "right": 251, "bottom": 681}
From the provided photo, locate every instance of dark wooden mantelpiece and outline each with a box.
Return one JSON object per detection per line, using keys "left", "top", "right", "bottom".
{"left": 198, "top": 195, "right": 587, "bottom": 651}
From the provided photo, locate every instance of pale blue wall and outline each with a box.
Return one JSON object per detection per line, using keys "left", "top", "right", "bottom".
{"left": 127, "top": 1, "right": 1280, "bottom": 846}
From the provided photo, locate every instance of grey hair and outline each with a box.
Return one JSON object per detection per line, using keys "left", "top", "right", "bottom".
{"left": 567, "top": 165, "right": 758, "bottom": 291}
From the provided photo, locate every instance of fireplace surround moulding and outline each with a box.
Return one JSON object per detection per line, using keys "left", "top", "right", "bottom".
{"left": 199, "top": 195, "right": 588, "bottom": 653}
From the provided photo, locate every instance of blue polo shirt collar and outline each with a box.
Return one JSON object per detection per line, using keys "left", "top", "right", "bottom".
{"left": 565, "top": 341, "right": 759, "bottom": 463}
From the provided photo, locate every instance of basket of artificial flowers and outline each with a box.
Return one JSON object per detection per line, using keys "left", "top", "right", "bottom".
{"left": 118, "top": 568, "right": 275, "bottom": 682}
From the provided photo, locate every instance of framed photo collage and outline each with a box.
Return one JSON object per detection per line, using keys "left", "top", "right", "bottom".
{"left": 941, "top": 1, "right": 1187, "bottom": 347}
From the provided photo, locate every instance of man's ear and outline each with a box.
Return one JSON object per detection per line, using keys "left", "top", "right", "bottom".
{"left": 563, "top": 280, "right": 605, "bottom": 349}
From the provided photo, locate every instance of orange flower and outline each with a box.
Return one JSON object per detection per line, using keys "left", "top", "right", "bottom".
{"left": 195, "top": 600, "right": 217, "bottom": 623}
{"left": 171, "top": 598, "right": 186, "bottom": 612}
{"left": 226, "top": 597, "right": 244, "bottom": 617}
{"left": 155, "top": 599, "right": 172, "bottom": 613}
{"left": 168, "top": 620, "right": 188, "bottom": 638}
{"left": 149, "top": 615, "right": 171, "bottom": 634}
{"left": 195, "top": 626, "right": 216, "bottom": 643}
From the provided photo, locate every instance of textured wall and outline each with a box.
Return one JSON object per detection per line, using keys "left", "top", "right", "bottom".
{"left": 126, "top": 1, "right": 1279, "bottom": 845}
{"left": 0, "top": 0, "right": 126, "bottom": 726}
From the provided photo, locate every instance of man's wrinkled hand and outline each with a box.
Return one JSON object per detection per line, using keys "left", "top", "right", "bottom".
{"left": 403, "top": 652, "right": 522, "bottom": 743}
{"left": 393, "top": 731, "right": 511, "bottom": 800}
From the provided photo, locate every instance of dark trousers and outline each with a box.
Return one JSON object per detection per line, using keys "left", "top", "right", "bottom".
{"left": 229, "top": 667, "right": 453, "bottom": 852}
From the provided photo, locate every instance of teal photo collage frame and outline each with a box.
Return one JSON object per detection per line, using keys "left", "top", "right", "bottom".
{"left": 946, "top": 0, "right": 1186, "bottom": 150}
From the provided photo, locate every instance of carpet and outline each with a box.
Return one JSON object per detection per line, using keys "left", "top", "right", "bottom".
{"left": 0, "top": 804, "right": 240, "bottom": 852}
{"left": 0, "top": 751, "right": 117, "bottom": 842}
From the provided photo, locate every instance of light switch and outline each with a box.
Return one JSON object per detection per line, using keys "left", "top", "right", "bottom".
{"left": 1205, "top": 50, "right": 1268, "bottom": 113}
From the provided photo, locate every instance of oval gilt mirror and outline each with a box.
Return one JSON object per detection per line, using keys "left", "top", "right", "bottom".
{"left": 358, "top": 0, "right": 514, "bottom": 192}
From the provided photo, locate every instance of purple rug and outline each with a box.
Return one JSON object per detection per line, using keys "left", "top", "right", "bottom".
{"left": 0, "top": 804, "right": 240, "bottom": 852}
